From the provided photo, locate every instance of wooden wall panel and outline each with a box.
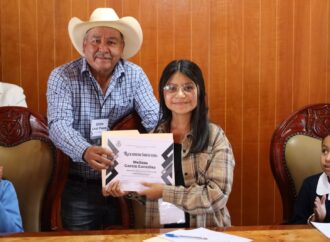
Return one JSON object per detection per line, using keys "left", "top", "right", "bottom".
{"left": 276, "top": 0, "right": 294, "bottom": 124}
{"left": 123, "top": 0, "right": 141, "bottom": 66}
{"left": 259, "top": 0, "right": 277, "bottom": 225}
{"left": 174, "top": 0, "right": 191, "bottom": 59}
{"left": 1, "top": 0, "right": 329, "bottom": 226}
{"left": 1, "top": 0, "right": 20, "bottom": 86}
{"left": 140, "top": 0, "right": 157, "bottom": 92}
{"left": 209, "top": 0, "right": 227, "bottom": 127}
{"left": 37, "top": 0, "right": 55, "bottom": 114}
{"left": 226, "top": 0, "right": 244, "bottom": 225}
{"left": 241, "top": 0, "right": 260, "bottom": 226}
{"left": 156, "top": 0, "right": 174, "bottom": 97}
{"left": 309, "top": 0, "right": 328, "bottom": 103}
{"left": 274, "top": 0, "right": 296, "bottom": 223}
{"left": 88, "top": 0, "right": 106, "bottom": 11}
{"left": 20, "top": 0, "right": 38, "bottom": 109}
{"left": 54, "top": 0, "right": 72, "bottom": 66}
{"left": 293, "top": 0, "right": 310, "bottom": 109}
{"left": 106, "top": 0, "right": 123, "bottom": 16}
{"left": 191, "top": 0, "right": 209, "bottom": 87}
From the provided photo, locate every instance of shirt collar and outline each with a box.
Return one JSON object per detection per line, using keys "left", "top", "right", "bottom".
{"left": 316, "top": 172, "right": 330, "bottom": 200}
{"left": 80, "top": 58, "right": 125, "bottom": 80}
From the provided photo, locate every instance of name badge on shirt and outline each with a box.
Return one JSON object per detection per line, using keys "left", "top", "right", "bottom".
{"left": 91, "top": 119, "right": 109, "bottom": 139}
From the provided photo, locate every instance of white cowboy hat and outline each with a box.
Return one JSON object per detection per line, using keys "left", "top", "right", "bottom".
{"left": 68, "top": 8, "right": 143, "bottom": 59}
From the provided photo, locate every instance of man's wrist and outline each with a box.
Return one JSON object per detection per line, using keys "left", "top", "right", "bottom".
{"left": 82, "top": 147, "right": 89, "bottom": 163}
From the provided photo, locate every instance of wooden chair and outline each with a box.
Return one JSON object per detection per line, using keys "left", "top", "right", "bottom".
{"left": 270, "top": 103, "right": 330, "bottom": 224}
{"left": 0, "top": 106, "right": 64, "bottom": 232}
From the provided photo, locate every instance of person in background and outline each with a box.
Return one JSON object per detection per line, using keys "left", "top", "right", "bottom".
{"left": 105, "top": 59, "right": 235, "bottom": 228}
{"left": 291, "top": 134, "right": 330, "bottom": 224}
{"left": 0, "top": 82, "right": 27, "bottom": 107}
{"left": 0, "top": 166, "right": 23, "bottom": 233}
{"left": 47, "top": 8, "right": 158, "bottom": 230}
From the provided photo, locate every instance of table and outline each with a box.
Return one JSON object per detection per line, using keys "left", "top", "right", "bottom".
{"left": 0, "top": 225, "right": 328, "bottom": 241}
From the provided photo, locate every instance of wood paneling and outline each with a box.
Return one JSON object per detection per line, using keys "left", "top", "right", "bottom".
{"left": 38, "top": 0, "right": 55, "bottom": 114}
{"left": 259, "top": 0, "right": 277, "bottom": 225}
{"left": 157, "top": 0, "right": 174, "bottom": 97}
{"left": 1, "top": 0, "right": 329, "bottom": 226}
{"left": 1, "top": 0, "right": 20, "bottom": 86}
{"left": 20, "top": 0, "right": 38, "bottom": 109}
{"left": 226, "top": 0, "right": 244, "bottom": 225}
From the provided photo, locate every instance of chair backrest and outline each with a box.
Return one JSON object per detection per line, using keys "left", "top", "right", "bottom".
{"left": 0, "top": 106, "right": 62, "bottom": 232}
{"left": 270, "top": 103, "right": 330, "bottom": 224}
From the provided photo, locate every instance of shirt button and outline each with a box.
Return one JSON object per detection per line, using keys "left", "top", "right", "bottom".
{"left": 184, "top": 172, "right": 188, "bottom": 176}
{"left": 183, "top": 149, "right": 186, "bottom": 153}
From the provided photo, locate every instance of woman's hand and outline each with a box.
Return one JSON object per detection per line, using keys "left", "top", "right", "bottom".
{"left": 102, "top": 180, "right": 127, "bottom": 197}
{"left": 138, "top": 182, "right": 164, "bottom": 200}
{"left": 314, "top": 195, "right": 327, "bottom": 222}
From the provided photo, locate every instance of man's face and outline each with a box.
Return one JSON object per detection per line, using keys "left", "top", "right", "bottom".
{"left": 83, "top": 27, "right": 125, "bottom": 76}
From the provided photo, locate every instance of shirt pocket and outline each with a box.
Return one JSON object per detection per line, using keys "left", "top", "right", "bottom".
{"left": 195, "top": 152, "right": 212, "bottom": 184}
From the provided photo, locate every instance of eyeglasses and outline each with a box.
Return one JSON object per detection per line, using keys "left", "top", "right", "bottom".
{"left": 163, "top": 83, "right": 196, "bottom": 94}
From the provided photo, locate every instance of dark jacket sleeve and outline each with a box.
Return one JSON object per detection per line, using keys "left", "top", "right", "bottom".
{"left": 290, "top": 174, "right": 320, "bottom": 224}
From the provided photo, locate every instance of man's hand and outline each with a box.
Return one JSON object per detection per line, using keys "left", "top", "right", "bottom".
{"left": 83, "top": 146, "right": 114, "bottom": 171}
{"left": 138, "top": 182, "right": 164, "bottom": 200}
{"left": 314, "top": 195, "right": 327, "bottom": 222}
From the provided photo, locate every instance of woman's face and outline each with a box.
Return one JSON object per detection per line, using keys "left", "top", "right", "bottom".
{"left": 163, "top": 72, "right": 198, "bottom": 117}
{"left": 321, "top": 135, "right": 330, "bottom": 177}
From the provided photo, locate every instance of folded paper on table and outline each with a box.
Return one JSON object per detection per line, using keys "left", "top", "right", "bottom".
{"left": 143, "top": 227, "right": 252, "bottom": 242}
{"left": 101, "top": 130, "right": 174, "bottom": 191}
{"left": 310, "top": 222, "right": 330, "bottom": 239}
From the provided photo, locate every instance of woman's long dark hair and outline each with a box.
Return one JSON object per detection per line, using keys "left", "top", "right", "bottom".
{"left": 156, "top": 59, "right": 209, "bottom": 153}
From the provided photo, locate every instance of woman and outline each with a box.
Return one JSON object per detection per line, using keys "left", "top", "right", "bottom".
{"left": 291, "top": 134, "right": 330, "bottom": 224}
{"left": 105, "top": 59, "right": 235, "bottom": 228}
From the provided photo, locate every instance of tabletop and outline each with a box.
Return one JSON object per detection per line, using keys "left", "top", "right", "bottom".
{"left": 0, "top": 224, "right": 328, "bottom": 242}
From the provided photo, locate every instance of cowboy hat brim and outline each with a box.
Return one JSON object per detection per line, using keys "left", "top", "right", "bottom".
{"left": 68, "top": 16, "right": 143, "bottom": 59}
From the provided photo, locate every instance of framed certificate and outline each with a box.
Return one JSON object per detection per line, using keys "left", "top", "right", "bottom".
{"left": 102, "top": 130, "right": 174, "bottom": 191}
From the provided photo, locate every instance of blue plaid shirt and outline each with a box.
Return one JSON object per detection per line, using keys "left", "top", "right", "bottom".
{"left": 47, "top": 58, "right": 159, "bottom": 179}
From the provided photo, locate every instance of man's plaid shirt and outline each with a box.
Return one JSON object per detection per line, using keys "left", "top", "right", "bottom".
{"left": 47, "top": 58, "right": 159, "bottom": 179}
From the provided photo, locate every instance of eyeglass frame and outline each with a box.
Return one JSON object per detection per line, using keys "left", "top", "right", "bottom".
{"left": 163, "top": 82, "right": 197, "bottom": 94}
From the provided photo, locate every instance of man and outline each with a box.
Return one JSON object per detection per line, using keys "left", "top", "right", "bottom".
{"left": 47, "top": 8, "right": 159, "bottom": 230}
{"left": 0, "top": 166, "right": 23, "bottom": 233}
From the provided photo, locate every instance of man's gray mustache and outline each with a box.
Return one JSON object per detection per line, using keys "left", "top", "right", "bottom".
{"left": 94, "top": 52, "right": 112, "bottom": 59}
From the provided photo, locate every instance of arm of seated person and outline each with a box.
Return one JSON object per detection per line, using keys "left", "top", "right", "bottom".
{"left": 311, "top": 195, "right": 327, "bottom": 223}
{"left": 0, "top": 180, "right": 24, "bottom": 233}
